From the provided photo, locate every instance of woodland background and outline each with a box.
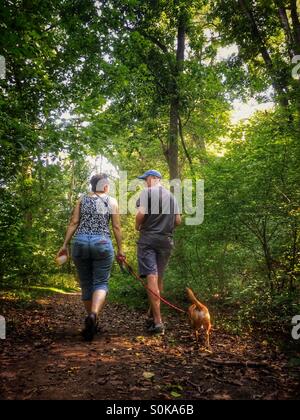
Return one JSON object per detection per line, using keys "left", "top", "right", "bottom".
{"left": 1, "top": 0, "right": 300, "bottom": 342}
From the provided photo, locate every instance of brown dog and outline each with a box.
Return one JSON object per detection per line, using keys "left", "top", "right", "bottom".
{"left": 186, "top": 287, "right": 211, "bottom": 348}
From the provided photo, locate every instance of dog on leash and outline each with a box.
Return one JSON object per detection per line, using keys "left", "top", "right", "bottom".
{"left": 186, "top": 287, "right": 211, "bottom": 349}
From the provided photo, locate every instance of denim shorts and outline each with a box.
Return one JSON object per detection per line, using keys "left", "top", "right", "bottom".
{"left": 72, "top": 234, "right": 114, "bottom": 301}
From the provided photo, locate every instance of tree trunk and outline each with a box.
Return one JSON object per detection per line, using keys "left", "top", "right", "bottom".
{"left": 23, "top": 163, "right": 33, "bottom": 232}
{"left": 289, "top": 220, "right": 298, "bottom": 291}
{"left": 167, "top": 12, "right": 186, "bottom": 181}
{"left": 169, "top": 96, "right": 180, "bottom": 180}
{"left": 262, "top": 219, "right": 275, "bottom": 293}
{"left": 290, "top": 0, "right": 300, "bottom": 52}
{"left": 275, "top": 1, "right": 296, "bottom": 57}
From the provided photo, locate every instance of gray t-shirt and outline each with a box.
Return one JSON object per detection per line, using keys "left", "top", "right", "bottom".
{"left": 136, "top": 186, "right": 180, "bottom": 245}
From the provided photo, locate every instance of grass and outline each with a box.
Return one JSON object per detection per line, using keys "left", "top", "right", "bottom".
{"left": 108, "top": 268, "right": 189, "bottom": 318}
{"left": 0, "top": 273, "right": 80, "bottom": 305}
{"left": 0, "top": 285, "right": 79, "bottom": 304}
{"left": 108, "top": 270, "right": 148, "bottom": 310}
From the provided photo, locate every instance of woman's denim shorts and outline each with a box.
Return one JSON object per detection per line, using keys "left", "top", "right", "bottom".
{"left": 72, "top": 234, "right": 114, "bottom": 301}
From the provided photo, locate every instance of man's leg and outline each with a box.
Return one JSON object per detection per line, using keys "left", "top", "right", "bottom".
{"left": 158, "top": 276, "right": 164, "bottom": 294}
{"left": 147, "top": 273, "right": 162, "bottom": 325}
{"left": 148, "top": 249, "right": 171, "bottom": 326}
{"left": 137, "top": 243, "right": 164, "bottom": 329}
{"left": 147, "top": 276, "right": 164, "bottom": 319}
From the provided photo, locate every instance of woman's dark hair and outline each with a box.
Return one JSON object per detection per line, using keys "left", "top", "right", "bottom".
{"left": 90, "top": 174, "right": 109, "bottom": 193}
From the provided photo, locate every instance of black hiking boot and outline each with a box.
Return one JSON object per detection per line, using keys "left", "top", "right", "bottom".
{"left": 145, "top": 317, "right": 154, "bottom": 329}
{"left": 147, "top": 322, "right": 165, "bottom": 335}
{"left": 82, "top": 313, "right": 97, "bottom": 342}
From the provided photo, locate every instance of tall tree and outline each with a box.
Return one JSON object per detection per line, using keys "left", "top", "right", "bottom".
{"left": 211, "top": 0, "right": 300, "bottom": 117}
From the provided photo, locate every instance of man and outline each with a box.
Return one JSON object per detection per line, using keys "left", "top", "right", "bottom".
{"left": 136, "top": 170, "right": 182, "bottom": 334}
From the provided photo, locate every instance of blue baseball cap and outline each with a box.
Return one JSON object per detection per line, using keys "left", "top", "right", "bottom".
{"left": 138, "top": 169, "right": 162, "bottom": 180}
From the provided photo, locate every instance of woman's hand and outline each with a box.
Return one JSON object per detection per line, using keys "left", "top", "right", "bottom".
{"left": 57, "top": 245, "right": 69, "bottom": 259}
{"left": 116, "top": 251, "right": 126, "bottom": 263}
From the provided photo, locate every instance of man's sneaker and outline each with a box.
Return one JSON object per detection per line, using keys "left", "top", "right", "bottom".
{"left": 145, "top": 317, "right": 154, "bottom": 329}
{"left": 82, "top": 313, "right": 97, "bottom": 342}
{"left": 147, "top": 323, "right": 165, "bottom": 335}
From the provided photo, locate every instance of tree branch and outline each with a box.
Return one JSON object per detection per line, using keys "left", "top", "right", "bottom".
{"left": 238, "top": 0, "right": 289, "bottom": 107}
{"left": 138, "top": 29, "right": 170, "bottom": 56}
{"left": 275, "top": 0, "right": 296, "bottom": 57}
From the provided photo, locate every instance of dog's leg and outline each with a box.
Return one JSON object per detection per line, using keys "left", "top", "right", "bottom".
{"left": 205, "top": 326, "right": 212, "bottom": 351}
{"left": 206, "top": 330, "right": 210, "bottom": 348}
{"left": 195, "top": 330, "right": 199, "bottom": 345}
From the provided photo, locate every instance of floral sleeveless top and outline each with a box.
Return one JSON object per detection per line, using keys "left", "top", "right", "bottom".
{"left": 76, "top": 194, "right": 112, "bottom": 237}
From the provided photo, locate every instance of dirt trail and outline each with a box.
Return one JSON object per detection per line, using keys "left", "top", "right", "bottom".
{"left": 0, "top": 293, "right": 299, "bottom": 400}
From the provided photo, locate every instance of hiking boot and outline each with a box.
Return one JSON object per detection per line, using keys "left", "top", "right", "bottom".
{"left": 82, "top": 313, "right": 97, "bottom": 342}
{"left": 147, "top": 323, "right": 165, "bottom": 335}
{"left": 145, "top": 317, "right": 154, "bottom": 329}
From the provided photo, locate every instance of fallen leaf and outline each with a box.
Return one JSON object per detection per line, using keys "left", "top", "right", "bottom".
{"left": 170, "top": 391, "right": 182, "bottom": 398}
{"left": 143, "top": 372, "right": 155, "bottom": 380}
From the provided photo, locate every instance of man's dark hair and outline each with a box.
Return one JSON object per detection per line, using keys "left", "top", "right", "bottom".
{"left": 90, "top": 174, "right": 109, "bottom": 193}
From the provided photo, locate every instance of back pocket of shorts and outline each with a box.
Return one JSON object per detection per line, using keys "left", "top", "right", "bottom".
{"left": 72, "top": 242, "right": 89, "bottom": 259}
{"left": 92, "top": 241, "right": 113, "bottom": 259}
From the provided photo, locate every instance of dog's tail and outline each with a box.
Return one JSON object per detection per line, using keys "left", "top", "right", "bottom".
{"left": 186, "top": 287, "right": 208, "bottom": 312}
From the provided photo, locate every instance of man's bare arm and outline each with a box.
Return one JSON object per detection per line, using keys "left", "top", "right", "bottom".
{"left": 175, "top": 214, "right": 182, "bottom": 227}
{"left": 136, "top": 208, "right": 146, "bottom": 231}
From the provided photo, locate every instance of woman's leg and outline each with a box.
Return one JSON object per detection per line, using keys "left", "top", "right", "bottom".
{"left": 83, "top": 301, "right": 92, "bottom": 314}
{"left": 73, "top": 258, "right": 93, "bottom": 306}
{"left": 91, "top": 239, "right": 114, "bottom": 319}
{"left": 91, "top": 289, "right": 107, "bottom": 315}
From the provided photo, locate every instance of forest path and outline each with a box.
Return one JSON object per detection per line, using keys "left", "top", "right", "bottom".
{"left": 0, "top": 293, "right": 299, "bottom": 400}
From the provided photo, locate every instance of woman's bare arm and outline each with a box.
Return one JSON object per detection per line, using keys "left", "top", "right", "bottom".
{"left": 57, "top": 200, "right": 81, "bottom": 256}
{"left": 110, "top": 199, "right": 124, "bottom": 255}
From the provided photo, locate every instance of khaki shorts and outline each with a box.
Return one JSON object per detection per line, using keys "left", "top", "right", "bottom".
{"left": 137, "top": 236, "right": 174, "bottom": 278}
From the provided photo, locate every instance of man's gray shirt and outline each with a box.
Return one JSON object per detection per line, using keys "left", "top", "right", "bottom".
{"left": 136, "top": 186, "right": 180, "bottom": 246}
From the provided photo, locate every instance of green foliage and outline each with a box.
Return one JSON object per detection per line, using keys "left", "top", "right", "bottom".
{"left": 0, "top": 0, "right": 299, "bottom": 339}
{"left": 168, "top": 108, "right": 300, "bottom": 332}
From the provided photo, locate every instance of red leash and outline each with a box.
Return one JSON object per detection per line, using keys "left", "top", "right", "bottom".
{"left": 117, "top": 257, "right": 186, "bottom": 314}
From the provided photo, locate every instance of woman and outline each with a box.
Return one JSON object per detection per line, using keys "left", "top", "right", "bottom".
{"left": 57, "top": 173, "right": 124, "bottom": 341}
